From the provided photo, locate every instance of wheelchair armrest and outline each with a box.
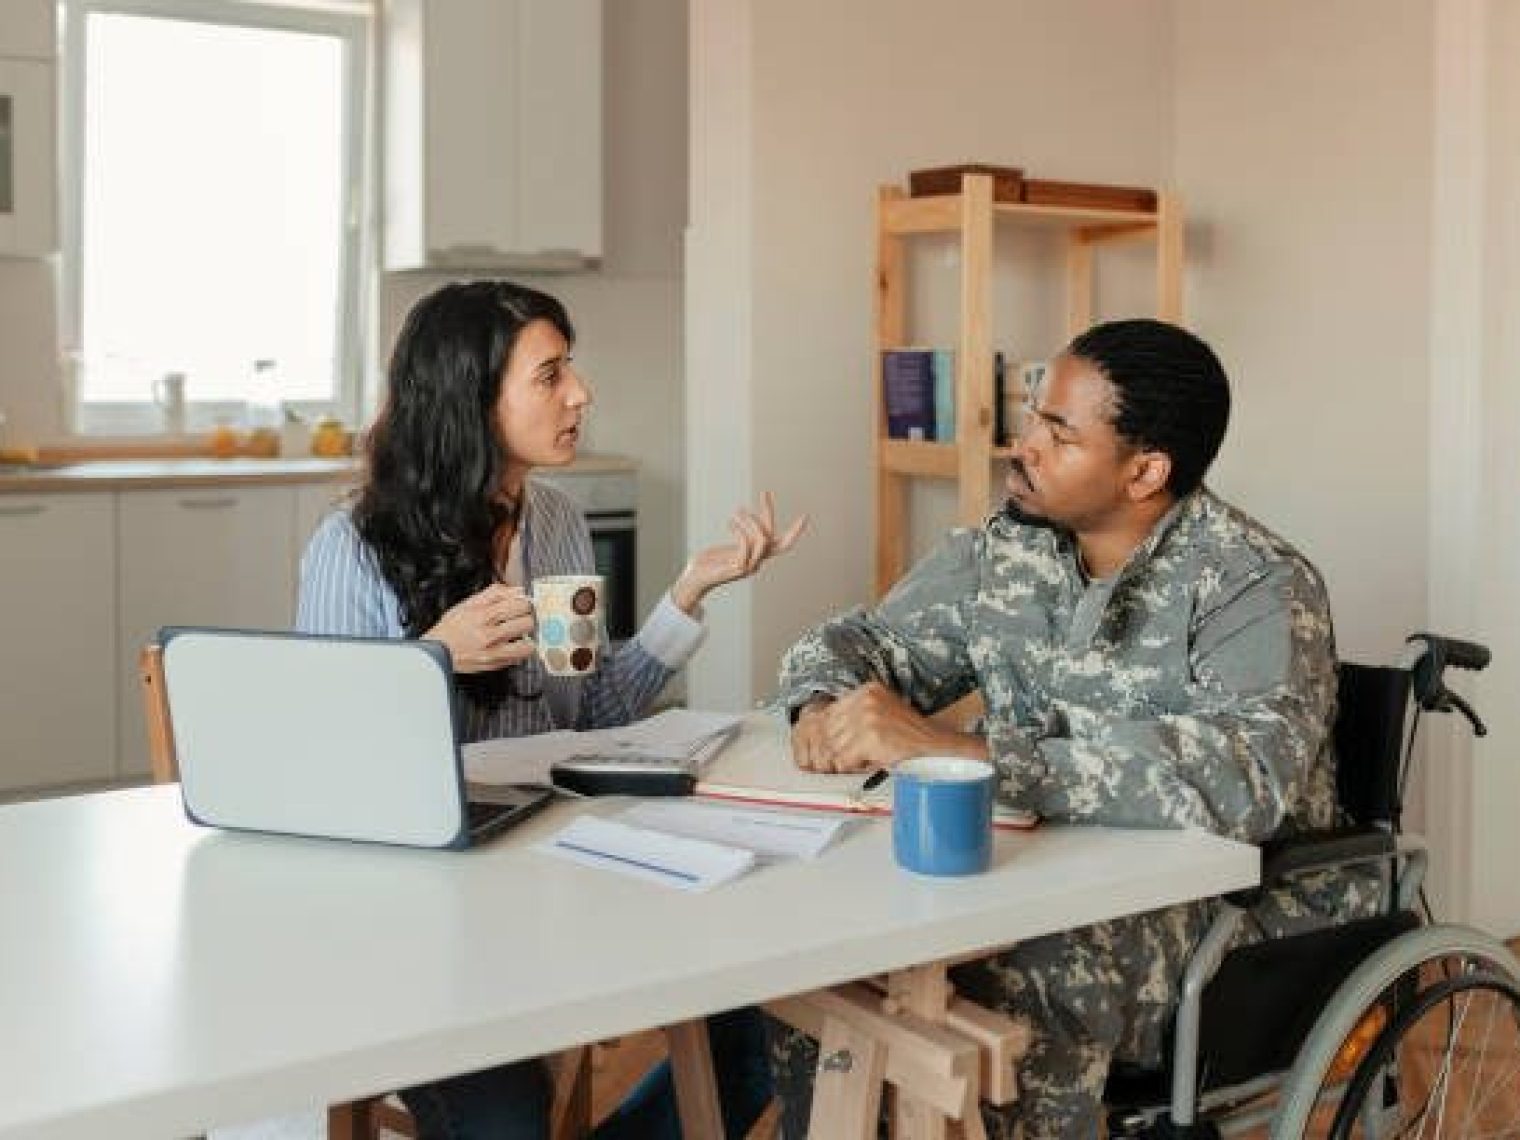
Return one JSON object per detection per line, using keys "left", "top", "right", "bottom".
{"left": 1225, "top": 826, "right": 1395, "bottom": 908}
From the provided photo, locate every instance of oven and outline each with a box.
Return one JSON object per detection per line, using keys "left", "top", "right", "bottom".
{"left": 587, "top": 507, "right": 636, "bottom": 641}
{"left": 535, "top": 467, "right": 638, "bottom": 643}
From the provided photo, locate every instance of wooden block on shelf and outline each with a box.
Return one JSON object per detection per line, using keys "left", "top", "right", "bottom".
{"left": 1021, "top": 178, "right": 1157, "bottom": 212}
{"left": 908, "top": 164, "right": 1023, "bottom": 202}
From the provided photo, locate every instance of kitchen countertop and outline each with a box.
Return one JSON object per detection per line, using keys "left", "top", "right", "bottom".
{"left": 0, "top": 453, "right": 637, "bottom": 494}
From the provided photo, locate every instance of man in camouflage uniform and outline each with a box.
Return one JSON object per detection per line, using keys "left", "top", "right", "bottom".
{"left": 770, "top": 319, "right": 1367, "bottom": 1138}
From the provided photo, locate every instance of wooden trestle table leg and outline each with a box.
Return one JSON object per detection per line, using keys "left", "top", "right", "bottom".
{"left": 764, "top": 956, "right": 1027, "bottom": 1140}
{"left": 666, "top": 1018, "right": 726, "bottom": 1139}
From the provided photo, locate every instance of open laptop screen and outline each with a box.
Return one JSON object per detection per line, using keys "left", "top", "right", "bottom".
{"left": 160, "top": 628, "right": 546, "bottom": 849}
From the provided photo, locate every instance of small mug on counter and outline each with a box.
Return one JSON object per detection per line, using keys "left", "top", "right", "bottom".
{"left": 154, "top": 372, "right": 187, "bottom": 435}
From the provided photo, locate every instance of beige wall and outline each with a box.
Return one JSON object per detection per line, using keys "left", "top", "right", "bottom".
{"left": 688, "top": 0, "right": 1176, "bottom": 708}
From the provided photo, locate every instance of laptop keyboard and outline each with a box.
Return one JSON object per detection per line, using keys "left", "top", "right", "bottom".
{"left": 466, "top": 801, "right": 510, "bottom": 829}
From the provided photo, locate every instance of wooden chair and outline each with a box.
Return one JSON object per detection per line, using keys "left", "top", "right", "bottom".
{"left": 138, "top": 643, "right": 596, "bottom": 1140}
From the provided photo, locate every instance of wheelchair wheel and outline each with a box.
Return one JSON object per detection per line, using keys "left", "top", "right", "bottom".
{"left": 1328, "top": 967, "right": 1520, "bottom": 1137}
{"left": 1273, "top": 924, "right": 1520, "bottom": 1138}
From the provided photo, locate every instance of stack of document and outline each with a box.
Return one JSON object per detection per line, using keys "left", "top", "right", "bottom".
{"left": 539, "top": 800, "right": 846, "bottom": 892}
{"left": 543, "top": 815, "right": 756, "bottom": 892}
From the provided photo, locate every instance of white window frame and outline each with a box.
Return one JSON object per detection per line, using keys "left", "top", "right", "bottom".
{"left": 60, "top": 0, "right": 372, "bottom": 436}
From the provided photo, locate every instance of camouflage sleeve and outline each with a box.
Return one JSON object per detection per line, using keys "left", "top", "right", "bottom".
{"left": 775, "top": 528, "right": 983, "bottom": 716}
{"left": 992, "top": 556, "right": 1337, "bottom": 843}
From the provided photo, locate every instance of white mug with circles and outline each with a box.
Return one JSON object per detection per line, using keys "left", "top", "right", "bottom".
{"left": 531, "top": 574, "right": 604, "bottom": 676}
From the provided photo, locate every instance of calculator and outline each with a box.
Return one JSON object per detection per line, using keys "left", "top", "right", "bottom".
{"left": 549, "top": 753, "right": 702, "bottom": 797}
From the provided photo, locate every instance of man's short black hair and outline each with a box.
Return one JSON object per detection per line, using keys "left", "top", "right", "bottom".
{"left": 1066, "top": 318, "right": 1231, "bottom": 497}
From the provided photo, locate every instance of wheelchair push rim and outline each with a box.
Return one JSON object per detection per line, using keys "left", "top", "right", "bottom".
{"left": 1272, "top": 924, "right": 1520, "bottom": 1138}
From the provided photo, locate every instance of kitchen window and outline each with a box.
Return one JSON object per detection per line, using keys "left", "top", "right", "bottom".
{"left": 61, "top": 0, "right": 371, "bottom": 435}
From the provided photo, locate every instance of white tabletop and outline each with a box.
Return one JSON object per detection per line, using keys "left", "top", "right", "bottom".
{"left": 0, "top": 716, "right": 1257, "bottom": 1138}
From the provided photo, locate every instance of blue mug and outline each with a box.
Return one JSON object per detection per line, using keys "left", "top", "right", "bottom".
{"left": 892, "top": 756, "right": 996, "bottom": 876}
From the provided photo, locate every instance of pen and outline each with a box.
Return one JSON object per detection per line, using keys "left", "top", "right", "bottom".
{"left": 861, "top": 768, "right": 889, "bottom": 793}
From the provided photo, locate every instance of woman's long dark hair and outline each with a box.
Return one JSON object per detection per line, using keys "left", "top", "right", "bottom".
{"left": 354, "top": 280, "right": 574, "bottom": 688}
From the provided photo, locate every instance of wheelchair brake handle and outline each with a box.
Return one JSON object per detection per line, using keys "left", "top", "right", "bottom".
{"left": 1444, "top": 689, "right": 1489, "bottom": 737}
{"left": 1407, "top": 632, "right": 1491, "bottom": 673}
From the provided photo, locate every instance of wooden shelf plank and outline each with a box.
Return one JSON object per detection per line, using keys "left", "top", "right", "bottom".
{"left": 883, "top": 194, "right": 1159, "bottom": 236}
{"left": 879, "top": 440, "right": 959, "bottom": 478}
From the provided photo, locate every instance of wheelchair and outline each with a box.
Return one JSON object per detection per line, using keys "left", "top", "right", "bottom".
{"left": 1105, "top": 632, "right": 1520, "bottom": 1138}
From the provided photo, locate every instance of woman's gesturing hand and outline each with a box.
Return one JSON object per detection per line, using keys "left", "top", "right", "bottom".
{"left": 671, "top": 492, "right": 809, "bottom": 614}
{"left": 424, "top": 583, "right": 537, "bottom": 673}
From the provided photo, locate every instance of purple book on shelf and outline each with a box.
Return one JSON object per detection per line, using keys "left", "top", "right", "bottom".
{"left": 882, "top": 349, "right": 936, "bottom": 441}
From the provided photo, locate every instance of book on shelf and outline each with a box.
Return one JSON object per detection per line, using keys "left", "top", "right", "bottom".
{"left": 882, "top": 348, "right": 937, "bottom": 441}
{"left": 993, "top": 351, "right": 1008, "bottom": 445}
{"left": 931, "top": 349, "right": 955, "bottom": 442}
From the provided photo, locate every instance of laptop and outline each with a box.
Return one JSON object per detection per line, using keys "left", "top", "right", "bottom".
{"left": 159, "top": 627, "right": 554, "bottom": 849}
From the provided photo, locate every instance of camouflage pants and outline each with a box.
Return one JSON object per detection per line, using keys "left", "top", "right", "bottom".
{"left": 767, "top": 901, "right": 1212, "bottom": 1140}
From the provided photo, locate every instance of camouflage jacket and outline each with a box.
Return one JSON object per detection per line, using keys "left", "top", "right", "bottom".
{"left": 777, "top": 488, "right": 1340, "bottom": 845}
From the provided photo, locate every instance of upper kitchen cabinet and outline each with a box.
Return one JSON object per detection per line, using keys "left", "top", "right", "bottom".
{"left": 383, "top": 0, "right": 603, "bottom": 271}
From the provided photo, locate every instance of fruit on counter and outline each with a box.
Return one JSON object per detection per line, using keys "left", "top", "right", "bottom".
{"left": 209, "top": 422, "right": 241, "bottom": 459}
{"left": 310, "top": 416, "right": 350, "bottom": 457}
{"left": 244, "top": 427, "right": 281, "bottom": 458}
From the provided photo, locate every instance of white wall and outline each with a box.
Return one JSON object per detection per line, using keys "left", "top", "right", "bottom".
{"left": 688, "top": 0, "right": 1176, "bottom": 709}
{"left": 1465, "top": 0, "right": 1520, "bottom": 935}
{"left": 1171, "top": 0, "right": 1520, "bottom": 936}
{"left": 1173, "top": 0, "right": 1433, "bottom": 666}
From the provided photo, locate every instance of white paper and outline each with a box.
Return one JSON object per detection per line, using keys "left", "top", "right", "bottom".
{"left": 621, "top": 800, "right": 845, "bottom": 864}
{"left": 463, "top": 709, "right": 744, "bottom": 786}
{"left": 539, "top": 815, "right": 755, "bottom": 892}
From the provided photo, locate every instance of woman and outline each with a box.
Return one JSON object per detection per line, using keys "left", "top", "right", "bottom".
{"left": 296, "top": 280, "right": 804, "bottom": 1139}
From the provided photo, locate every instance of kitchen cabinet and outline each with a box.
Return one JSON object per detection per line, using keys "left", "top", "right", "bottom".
{"left": 116, "top": 488, "right": 297, "bottom": 777}
{"left": 383, "top": 0, "right": 602, "bottom": 270}
{"left": 0, "top": 493, "right": 117, "bottom": 788}
{"left": 294, "top": 481, "right": 345, "bottom": 559}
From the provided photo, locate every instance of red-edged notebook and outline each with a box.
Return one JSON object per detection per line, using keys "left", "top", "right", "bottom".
{"left": 694, "top": 716, "right": 1039, "bottom": 831}
{"left": 694, "top": 777, "right": 1037, "bottom": 831}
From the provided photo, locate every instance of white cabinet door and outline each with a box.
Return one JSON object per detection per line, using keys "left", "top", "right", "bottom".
{"left": 293, "top": 482, "right": 345, "bottom": 556}
{"left": 117, "top": 487, "right": 295, "bottom": 777}
{"left": 383, "top": 0, "right": 602, "bottom": 270}
{"left": 0, "top": 493, "right": 116, "bottom": 791}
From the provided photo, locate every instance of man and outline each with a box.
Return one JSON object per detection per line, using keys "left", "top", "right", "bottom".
{"left": 770, "top": 319, "right": 1366, "bottom": 1138}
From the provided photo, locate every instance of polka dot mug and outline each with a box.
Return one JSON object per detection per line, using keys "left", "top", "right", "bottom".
{"left": 531, "top": 574, "right": 604, "bottom": 676}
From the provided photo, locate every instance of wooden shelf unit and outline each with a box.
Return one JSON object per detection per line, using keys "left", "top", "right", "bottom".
{"left": 873, "top": 174, "right": 1184, "bottom": 596}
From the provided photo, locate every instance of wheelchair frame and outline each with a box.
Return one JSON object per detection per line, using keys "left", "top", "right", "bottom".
{"left": 1108, "top": 633, "right": 1520, "bottom": 1139}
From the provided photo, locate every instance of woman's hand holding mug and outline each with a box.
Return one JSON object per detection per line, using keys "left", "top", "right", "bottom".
{"left": 425, "top": 583, "right": 537, "bottom": 673}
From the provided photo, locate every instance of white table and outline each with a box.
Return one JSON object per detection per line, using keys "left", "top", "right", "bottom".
{"left": 0, "top": 717, "right": 1257, "bottom": 1138}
